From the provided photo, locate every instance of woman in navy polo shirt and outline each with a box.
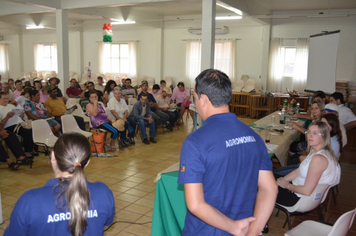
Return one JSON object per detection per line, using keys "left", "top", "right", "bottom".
{"left": 4, "top": 133, "right": 115, "bottom": 236}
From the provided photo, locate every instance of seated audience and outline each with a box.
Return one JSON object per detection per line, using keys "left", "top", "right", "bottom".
{"left": 34, "top": 80, "right": 49, "bottom": 102}
{"left": 66, "top": 78, "right": 82, "bottom": 98}
{"left": 275, "top": 121, "right": 340, "bottom": 206}
{"left": 158, "top": 79, "right": 172, "bottom": 94}
{"left": 2, "top": 82, "right": 15, "bottom": 104}
{"left": 138, "top": 80, "right": 169, "bottom": 129}
{"left": 45, "top": 86, "right": 86, "bottom": 132}
{"left": 329, "top": 92, "right": 356, "bottom": 126}
{"left": 103, "top": 80, "right": 117, "bottom": 105}
{"left": 15, "top": 87, "right": 32, "bottom": 108}
{"left": 0, "top": 91, "right": 34, "bottom": 162}
{"left": 128, "top": 93, "right": 156, "bottom": 144}
{"left": 25, "top": 90, "right": 61, "bottom": 135}
{"left": 48, "top": 77, "right": 66, "bottom": 103}
{"left": 0, "top": 127, "right": 31, "bottom": 169}
{"left": 13, "top": 79, "right": 23, "bottom": 100}
{"left": 86, "top": 91, "right": 119, "bottom": 151}
{"left": 95, "top": 76, "right": 105, "bottom": 91}
{"left": 321, "top": 103, "right": 347, "bottom": 148}
{"left": 121, "top": 78, "right": 137, "bottom": 102}
{"left": 8, "top": 78, "right": 15, "bottom": 92}
{"left": 274, "top": 113, "right": 343, "bottom": 176}
{"left": 81, "top": 81, "right": 104, "bottom": 102}
{"left": 150, "top": 84, "right": 161, "bottom": 98}
{"left": 107, "top": 87, "right": 135, "bottom": 147}
{"left": 171, "top": 81, "right": 194, "bottom": 124}
{"left": 4, "top": 133, "right": 115, "bottom": 235}
{"left": 156, "top": 87, "right": 180, "bottom": 130}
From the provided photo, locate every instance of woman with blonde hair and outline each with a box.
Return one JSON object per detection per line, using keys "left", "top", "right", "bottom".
{"left": 4, "top": 132, "right": 115, "bottom": 236}
{"left": 276, "top": 121, "right": 340, "bottom": 206}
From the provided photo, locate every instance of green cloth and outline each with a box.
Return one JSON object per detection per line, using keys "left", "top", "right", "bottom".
{"left": 151, "top": 171, "right": 187, "bottom": 236}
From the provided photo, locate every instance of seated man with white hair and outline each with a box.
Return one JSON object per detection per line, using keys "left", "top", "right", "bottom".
{"left": 155, "top": 87, "right": 180, "bottom": 131}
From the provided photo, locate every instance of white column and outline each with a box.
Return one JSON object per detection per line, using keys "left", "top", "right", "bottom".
{"left": 201, "top": 0, "right": 216, "bottom": 71}
{"left": 56, "top": 9, "right": 70, "bottom": 96}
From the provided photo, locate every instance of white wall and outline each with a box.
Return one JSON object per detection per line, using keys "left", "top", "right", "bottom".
{"left": 1, "top": 34, "right": 22, "bottom": 79}
{"left": 271, "top": 15, "right": 356, "bottom": 86}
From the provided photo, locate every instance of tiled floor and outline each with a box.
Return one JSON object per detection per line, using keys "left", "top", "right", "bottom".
{"left": 0, "top": 115, "right": 355, "bottom": 236}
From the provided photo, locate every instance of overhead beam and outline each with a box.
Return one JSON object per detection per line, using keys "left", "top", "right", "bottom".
{"left": 61, "top": 0, "right": 175, "bottom": 10}
{"left": 5, "top": 0, "right": 59, "bottom": 9}
{"left": 0, "top": 1, "right": 51, "bottom": 16}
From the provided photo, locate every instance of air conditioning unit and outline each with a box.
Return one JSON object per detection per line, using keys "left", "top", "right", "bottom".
{"left": 188, "top": 26, "right": 229, "bottom": 35}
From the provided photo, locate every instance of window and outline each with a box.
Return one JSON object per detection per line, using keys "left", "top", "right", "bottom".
{"left": 34, "top": 44, "right": 57, "bottom": 72}
{"left": 186, "top": 40, "right": 235, "bottom": 88}
{"left": 102, "top": 43, "right": 129, "bottom": 74}
{"left": 282, "top": 47, "right": 296, "bottom": 77}
{"left": 0, "top": 44, "right": 9, "bottom": 77}
{"left": 99, "top": 42, "right": 137, "bottom": 77}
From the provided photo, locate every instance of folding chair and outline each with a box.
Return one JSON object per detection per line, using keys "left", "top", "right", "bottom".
{"left": 32, "top": 119, "right": 58, "bottom": 158}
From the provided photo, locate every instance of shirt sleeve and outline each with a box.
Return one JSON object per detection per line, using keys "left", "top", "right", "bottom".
{"left": 178, "top": 135, "right": 205, "bottom": 184}
{"left": 3, "top": 193, "right": 30, "bottom": 236}
{"left": 257, "top": 140, "right": 273, "bottom": 171}
{"left": 23, "top": 102, "right": 31, "bottom": 112}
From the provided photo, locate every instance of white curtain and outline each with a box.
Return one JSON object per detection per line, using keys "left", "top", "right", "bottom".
{"left": 214, "top": 40, "right": 235, "bottom": 80}
{"left": 34, "top": 43, "right": 58, "bottom": 72}
{"left": 0, "top": 44, "right": 9, "bottom": 78}
{"left": 185, "top": 41, "right": 201, "bottom": 89}
{"left": 292, "top": 38, "right": 309, "bottom": 92}
{"left": 267, "top": 38, "right": 284, "bottom": 92}
{"left": 185, "top": 40, "right": 235, "bottom": 89}
{"left": 128, "top": 41, "right": 138, "bottom": 78}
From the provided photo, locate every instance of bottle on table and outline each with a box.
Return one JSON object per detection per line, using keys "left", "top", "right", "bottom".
{"left": 296, "top": 103, "right": 300, "bottom": 113}
{"left": 280, "top": 108, "right": 285, "bottom": 124}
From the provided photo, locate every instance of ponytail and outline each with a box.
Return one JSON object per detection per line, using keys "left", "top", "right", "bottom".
{"left": 66, "top": 164, "right": 90, "bottom": 236}
{"left": 52, "top": 133, "right": 91, "bottom": 236}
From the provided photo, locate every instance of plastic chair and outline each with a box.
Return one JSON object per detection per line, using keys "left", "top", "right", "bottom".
{"left": 284, "top": 208, "right": 356, "bottom": 236}
{"left": 241, "top": 78, "right": 255, "bottom": 92}
{"left": 128, "top": 98, "right": 137, "bottom": 106}
{"left": 233, "top": 80, "right": 244, "bottom": 92}
{"left": 66, "top": 98, "right": 80, "bottom": 109}
{"left": 241, "top": 74, "right": 249, "bottom": 83}
{"left": 131, "top": 77, "right": 138, "bottom": 87}
{"left": 32, "top": 119, "right": 58, "bottom": 157}
{"left": 275, "top": 184, "right": 330, "bottom": 230}
{"left": 164, "top": 76, "right": 173, "bottom": 87}
{"left": 61, "top": 115, "right": 92, "bottom": 138}
{"left": 72, "top": 102, "right": 90, "bottom": 125}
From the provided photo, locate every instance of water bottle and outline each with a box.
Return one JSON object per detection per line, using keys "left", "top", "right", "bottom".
{"left": 280, "top": 108, "right": 285, "bottom": 124}
{"left": 296, "top": 103, "right": 300, "bottom": 113}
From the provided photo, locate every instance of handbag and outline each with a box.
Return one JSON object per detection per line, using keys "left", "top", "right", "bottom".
{"left": 13, "top": 120, "right": 32, "bottom": 134}
{"left": 91, "top": 131, "right": 105, "bottom": 153}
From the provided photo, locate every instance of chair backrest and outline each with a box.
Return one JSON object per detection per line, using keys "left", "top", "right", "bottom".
{"left": 61, "top": 114, "right": 80, "bottom": 133}
{"left": 131, "top": 77, "right": 138, "bottom": 87}
{"left": 66, "top": 98, "right": 80, "bottom": 109}
{"left": 71, "top": 104, "right": 90, "bottom": 123}
{"left": 32, "top": 119, "right": 57, "bottom": 145}
{"left": 128, "top": 97, "right": 137, "bottom": 106}
{"left": 234, "top": 80, "right": 244, "bottom": 92}
{"left": 128, "top": 104, "right": 133, "bottom": 115}
{"left": 79, "top": 98, "right": 90, "bottom": 112}
{"left": 289, "top": 184, "right": 330, "bottom": 213}
{"left": 242, "top": 78, "right": 255, "bottom": 92}
{"left": 328, "top": 208, "right": 356, "bottom": 236}
{"left": 241, "top": 74, "right": 249, "bottom": 83}
{"left": 255, "top": 82, "right": 262, "bottom": 92}
{"left": 164, "top": 76, "right": 173, "bottom": 87}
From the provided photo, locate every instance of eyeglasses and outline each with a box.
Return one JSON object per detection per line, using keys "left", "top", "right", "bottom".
{"left": 305, "top": 131, "right": 324, "bottom": 136}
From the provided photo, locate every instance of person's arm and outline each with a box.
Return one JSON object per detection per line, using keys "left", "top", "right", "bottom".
{"left": 80, "top": 89, "right": 87, "bottom": 98}
{"left": 277, "top": 154, "right": 328, "bottom": 196}
{"left": 246, "top": 170, "right": 278, "bottom": 236}
{"left": 0, "top": 111, "right": 14, "bottom": 127}
{"left": 86, "top": 101, "right": 98, "bottom": 117}
{"left": 103, "top": 93, "right": 109, "bottom": 105}
{"left": 185, "top": 183, "right": 256, "bottom": 235}
{"left": 292, "top": 113, "right": 312, "bottom": 120}
{"left": 25, "top": 111, "right": 40, "bottom": 120}
{"left": 291, "top": 122, "right": 306, "bottom": 134}
{"left": 110, "top": 109, "right": 121, "bottom": 120}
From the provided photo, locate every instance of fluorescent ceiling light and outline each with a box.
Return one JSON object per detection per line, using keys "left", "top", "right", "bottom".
{"left": 216, "top": 2, "right": 242, "bottom": 16}
{"left": 216, "top": 16, "right": 242, "bottom": 20}
{"left": 110, "top": 21, "right": 136, "bottom": 25}
{"left": 26, "top": 25, "right": 44, "bottom": 29}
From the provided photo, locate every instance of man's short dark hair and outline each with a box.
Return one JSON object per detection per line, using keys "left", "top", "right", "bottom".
{"left": 8, "top": 78, "right": 14, "bottom": 82}
{"left": 87, "top": 81, "right": 94, "bottom": 86}
{"left": 15, "top": 80, "right": 22, "bottom": 85}
{"left": 313, "top": 91, "right": 326, "bottom": 100}
{"left": 0, "top": 91, "right": 6, "bottom": 99}
{"left": 97, "top": 76, "right": 103, "bottom": 80}
{"left": 195, "top": 69, "right": 232, "bottom": 108}
{"left": 160, "top": 80, "right": 166, "bottom": 84}
{"left": 125, "top": 78, "right": 132, "bottom": 83}
{"left": 33, "top": 80, "right": 41, "bottom": 87}
{"left": 141, "top": 93, "right": 148, "bottom": 99}
{"left": 330, "top": 92, "right": 344, "bottom": 104}
{"left": 70, "top": 78, "right": 77, "bottom": 82}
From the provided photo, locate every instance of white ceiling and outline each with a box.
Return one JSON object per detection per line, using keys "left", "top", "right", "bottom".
{"left": 0, "top": 0, "right": 355, "bottom": 34}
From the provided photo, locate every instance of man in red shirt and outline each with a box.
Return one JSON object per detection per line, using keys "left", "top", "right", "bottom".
{"left": 66, "top": 78, "right": 82, "bottom": 98}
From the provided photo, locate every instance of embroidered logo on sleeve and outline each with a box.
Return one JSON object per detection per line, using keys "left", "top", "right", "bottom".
{"left": 180, "top": 164, "right": 186, "bottom": 172}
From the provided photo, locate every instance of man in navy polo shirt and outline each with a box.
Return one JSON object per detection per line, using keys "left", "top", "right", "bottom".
{"left": 178, "top": 69, "right": 277, "bottom": 236}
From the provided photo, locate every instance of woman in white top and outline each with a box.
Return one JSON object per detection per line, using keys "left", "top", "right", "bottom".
{"left": 276, "top": 121, "right": 341, "bottom": 206}
{"left": 103, "top": 80, "right": 117, "bottom": 106}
